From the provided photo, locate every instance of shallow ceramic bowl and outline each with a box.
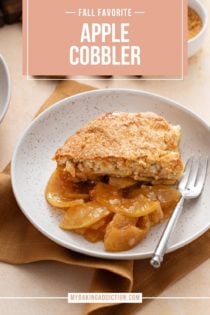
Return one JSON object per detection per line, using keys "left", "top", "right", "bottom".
{"left": 0, "top": 55, "right": 11, "bottom": 123}
{"left": 188, "top": 0, "right": 208, "bottom": 58}
{"left": 11, "top": 89, "right": 210, "bottom": 260}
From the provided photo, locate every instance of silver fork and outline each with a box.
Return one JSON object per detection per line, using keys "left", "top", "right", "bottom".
{"left": 150, "top": 156, "right": 209, "bottom": 268}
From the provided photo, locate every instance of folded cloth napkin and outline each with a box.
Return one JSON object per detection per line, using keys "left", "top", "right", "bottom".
{"left": 0, "top": 80, "right": 209, "bottom": 315}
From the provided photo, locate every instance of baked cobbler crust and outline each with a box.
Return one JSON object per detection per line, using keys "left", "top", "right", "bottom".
{"left": 54, "top": 112, "right": 183, "bottom": 183}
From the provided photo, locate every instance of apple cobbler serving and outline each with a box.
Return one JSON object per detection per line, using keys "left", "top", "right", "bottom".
{"left": 45, "top": 112, "right": 183, "bottom": 252}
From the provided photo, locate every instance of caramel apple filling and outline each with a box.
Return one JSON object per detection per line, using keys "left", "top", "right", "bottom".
{"left": 45, "top": 169, "right": 181, "bottom": 252}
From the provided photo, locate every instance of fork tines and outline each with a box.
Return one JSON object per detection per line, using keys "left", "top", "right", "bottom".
{"left": 179, "top": 156, "right": 208, "bottom": 196}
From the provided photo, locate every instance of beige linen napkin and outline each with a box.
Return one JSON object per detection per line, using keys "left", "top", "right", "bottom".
{"left": 0, "top": 80, "right": 209, "bottom": 315}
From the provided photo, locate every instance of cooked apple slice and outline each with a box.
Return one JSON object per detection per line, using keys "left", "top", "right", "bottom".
{"left": 91, "top": 182, "right": 122, "bottom": 209}
{"left": 60, "top": 201, "right": 110, "bottom": 230}
{"left": 75, "top": 214, "right": 113, "bottom": 243}
{"left": 139, "top": 185, "right": 181, "bottom": 217}
{"left": 113, "top": 195, "right": 161, "bottom": 218}
{"left": 109, "top": 177, "right": 137, "bottom": 189}
{"left": 91, "top": 182, "right": 160, "bottom": 217}
{"left": 45, "top": 169, "right": 89, "bottom": 208}
{"left": 104, "top": 214, "right": 147, "bottom": 252}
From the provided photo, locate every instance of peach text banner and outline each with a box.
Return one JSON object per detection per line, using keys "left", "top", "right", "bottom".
{"left": 23, "top": 0, "right": 187, "bottom": 76}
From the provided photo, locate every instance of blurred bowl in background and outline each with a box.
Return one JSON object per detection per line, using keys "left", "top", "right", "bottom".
{"left": 0, "top": 54, "right": 11, "bottom": 123}
{"left": 188, "top": 0, "right": 208, "bottom": 58}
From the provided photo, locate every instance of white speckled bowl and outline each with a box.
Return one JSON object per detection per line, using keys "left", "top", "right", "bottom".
{"left": 11, "top": 89, "right": 210, "bottom": 260}
{"left": 188, "top": 0, "right": 208, "bottom": 58}
{"left": 0, "top": 55, "right": 11, "bottom": 123}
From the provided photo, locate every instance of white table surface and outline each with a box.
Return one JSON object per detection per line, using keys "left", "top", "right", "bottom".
{"left": 0, "top": 1, "right": 210, "bottom": 313}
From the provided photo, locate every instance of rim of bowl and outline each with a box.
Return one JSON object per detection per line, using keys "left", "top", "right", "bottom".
{"left": 188, "top": 0, "right": 208, "bottom": 44}
{"left": 0, "top": 55, "right": 11, "bottom": 123}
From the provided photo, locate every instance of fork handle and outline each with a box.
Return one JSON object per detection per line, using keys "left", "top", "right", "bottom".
{"left": 150, "top": 196, "right": 185, "bottom": 268}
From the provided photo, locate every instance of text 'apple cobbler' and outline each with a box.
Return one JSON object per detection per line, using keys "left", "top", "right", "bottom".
{"left": 45, "top": 112, "right": 183, "bottom": 252}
